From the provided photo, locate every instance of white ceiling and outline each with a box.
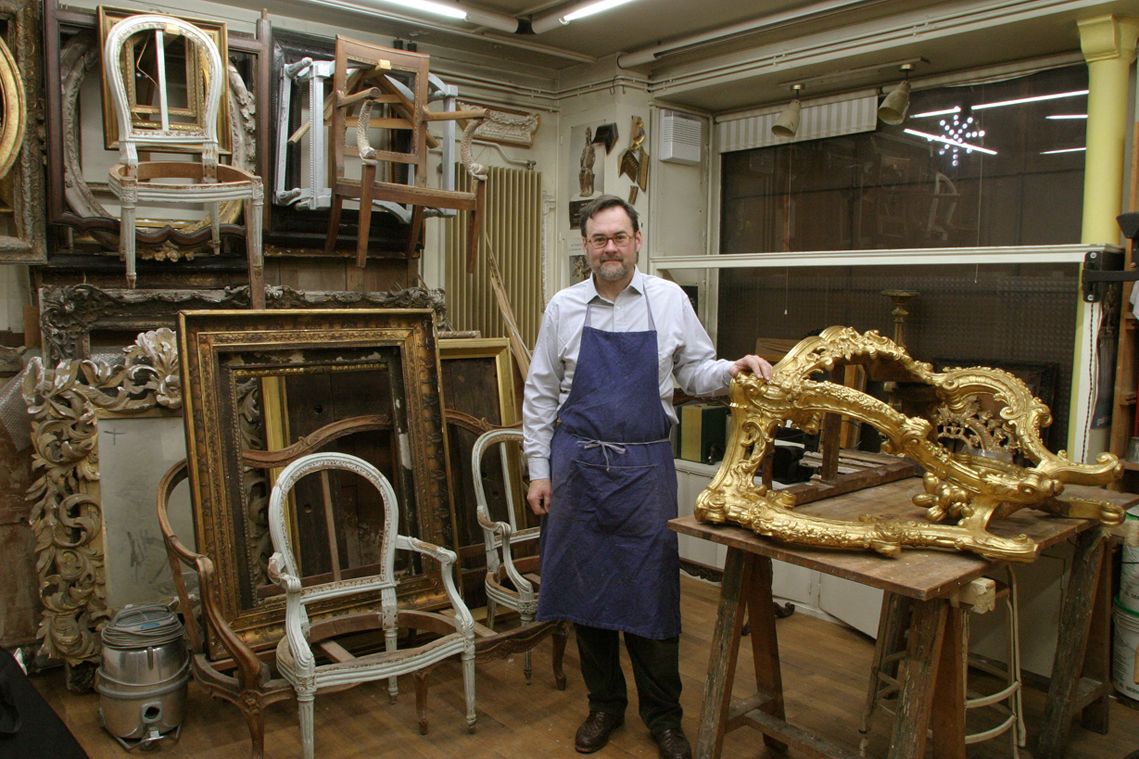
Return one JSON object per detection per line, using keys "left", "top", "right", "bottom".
{"left": 243, "top": 0, "right": 1139, "bottom": 112}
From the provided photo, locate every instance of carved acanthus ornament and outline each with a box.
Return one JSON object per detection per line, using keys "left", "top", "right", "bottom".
{"left": 22, "top": 329, "right": 181, "bottom": 665}
{"left": 695, "top": 326, "right": 1122, "bottom": 562}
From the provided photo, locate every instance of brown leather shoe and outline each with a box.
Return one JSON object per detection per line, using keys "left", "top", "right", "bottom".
{"left": 574, "top": 711, "right": 624, "bottom": 753}
{"left": 654, "top": 727, "right": 692, "bottom": 759}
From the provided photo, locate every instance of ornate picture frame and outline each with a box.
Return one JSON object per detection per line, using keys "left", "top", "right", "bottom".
{"left": 0, "top": 0, "right": 45, "bottom": 263}
{"left": 43, "top": 0, "right": 268, "bottom": 259}
{"left": 23, "top": 329, "right": 184, "bottom": 669}
{"left": 179, "top": 309, "right": 457, "bottom": 656}
{"left": 38, "top": 282, "right": 453, "bottom": 364}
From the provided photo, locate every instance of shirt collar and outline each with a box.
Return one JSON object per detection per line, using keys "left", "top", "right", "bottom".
{"left": 587, "top": 267, "right": 645, "bottom": 302}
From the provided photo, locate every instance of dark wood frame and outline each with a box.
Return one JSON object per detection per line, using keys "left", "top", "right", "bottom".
{"left": 37, "top": 282, "right": 452, "bottom": 364}
{"left": 179, "top": 308, "right": 457, "bottom": 658}
{"left": 42, "top": 0, "right": 270, "bottom": 256}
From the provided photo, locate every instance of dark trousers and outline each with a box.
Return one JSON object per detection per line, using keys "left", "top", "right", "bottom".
{"left": 574, "top": 622, "right": 683, "bottom": 735}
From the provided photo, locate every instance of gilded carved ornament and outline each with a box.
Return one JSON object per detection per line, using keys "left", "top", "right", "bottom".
{"left": 22, "top": 329, "right": 181, "bottom": 666}
{"left": 695, "top": 326, "right": 1123, "bottom": 562}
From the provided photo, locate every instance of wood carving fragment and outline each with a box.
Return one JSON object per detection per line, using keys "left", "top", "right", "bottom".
{"left": 695, "top": 326, "right": 1122, "bottom": 561}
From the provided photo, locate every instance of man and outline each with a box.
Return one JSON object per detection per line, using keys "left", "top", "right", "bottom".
{"left": 522, "top": 195, "right": 772, "bottom": 759}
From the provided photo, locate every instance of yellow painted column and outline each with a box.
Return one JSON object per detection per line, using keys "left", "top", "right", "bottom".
{"left": 1079, "top": 15, "right": 1139, "bottom": 243}
{"left": 1071, "top": 15, "right": 1139, "bottom": 458}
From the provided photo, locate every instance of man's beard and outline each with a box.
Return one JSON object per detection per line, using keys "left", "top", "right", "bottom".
{"left": 595, "top": 259, "right": 630, "bottom": 282}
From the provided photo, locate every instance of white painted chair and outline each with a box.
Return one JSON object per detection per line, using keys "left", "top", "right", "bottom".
{"left": 103, "top": 14, "right": 263, "bottom": 300}
{"left": 267, "top": 452, "right": 476, "bottom": 759}
{"left": 472, "top": 427, "right": 566, "bottom": 688}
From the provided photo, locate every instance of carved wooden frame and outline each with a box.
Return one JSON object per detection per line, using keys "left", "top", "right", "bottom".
{"left": 38, "top": 282, "right": 452, "bottom": 364}
{"left": 179, "top": 309, "right": 457, "bottom": 657}
{"left": 0, "top": 0, "right": 45, "bottom": 262}
{"left": 44, "top": 0, "right": 269, "bottom": 256}
{"left": 23, "top": 329, "right": 182, "bottom": 666}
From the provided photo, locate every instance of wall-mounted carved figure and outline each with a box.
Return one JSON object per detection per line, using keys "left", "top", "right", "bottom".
{"left": 696, "top": 326, "right": 1122, "bottom": 561}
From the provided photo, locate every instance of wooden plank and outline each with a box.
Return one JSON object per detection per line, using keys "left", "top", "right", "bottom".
{"left": 931, "top": 607, "right": 966, "bottom": 759}
{"left": 695, "top": 548, "right": 751, "bottom": 759}
{"left": 889, "top": 599, "right": 946, "bottom": 759}
{"left": 1035, "top": 527, "right": 1109, "bottom": 758}
{"left": 736, "top": 708, "right": 863, "bottom": 759}
{"left": 747, "top": 556, "right": 787, "bottom": 752}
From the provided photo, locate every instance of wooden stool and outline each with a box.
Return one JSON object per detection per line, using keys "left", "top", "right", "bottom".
{"left": 859, "top": 567, "right": 1025, "bottom": 756}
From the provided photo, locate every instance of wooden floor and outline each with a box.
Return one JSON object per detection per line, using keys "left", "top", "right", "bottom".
{"left": 28, "top": 575, "right": 1139, "bottom": 758}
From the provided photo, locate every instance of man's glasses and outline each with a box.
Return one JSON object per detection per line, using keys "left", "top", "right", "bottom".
{"left": 585, "top": 232, "right": 634, "bottom": 250}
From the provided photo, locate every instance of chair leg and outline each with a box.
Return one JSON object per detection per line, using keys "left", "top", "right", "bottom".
{"left": 406, "top": 205, "right": 424, "bottom": 257}
{"left": 237, "top": 692, "right": 269, "bottom": 759}
{"left": 414, "top": 670, "right": 429, "bottom": 735}
{"left": 325, "top": 195, "right": 342, "bottom": 256}
{"left": 356, "top": 164, "right": 376, "bottom": 268}
{"left": 246, "top": 193, "right": 265, "bottom": 309}
{"left": 463, "top": 650, "right": 477, "bottom": 733}
{"left": 386, "top": 628, "right": 399, "bottom": 703}
{"left": 297, "top": 691, "right": 316, "bottom": 759}
{"left": 208, "top": 201, "right": 222, "bottom": 255}
{"left": 120, "top": 191, "right": 137, "bottom": 288}
{"left": 552, "top": 620, "right": 568, "bottom": 691}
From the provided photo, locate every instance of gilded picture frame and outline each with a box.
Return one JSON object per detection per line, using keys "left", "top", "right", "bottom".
{"left": 0, "top": 0, "right": 45, "bottom": 263}
{"left": 23, "top": 329, "right": 184, "bottom": 670}
{"left": 179, "top": 309, "right": 457, "bottom": 656}
{"left": 438, "top": 337, "right": 528, "bottom": 598}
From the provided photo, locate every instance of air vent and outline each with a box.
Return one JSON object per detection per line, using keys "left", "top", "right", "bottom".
{"left": 660, "top": 111, "right": 702, "bottom": 165}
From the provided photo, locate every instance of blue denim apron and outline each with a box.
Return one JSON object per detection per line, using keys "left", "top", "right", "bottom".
{"left": 536, "top": 294, "right": 680, "bottom": 639}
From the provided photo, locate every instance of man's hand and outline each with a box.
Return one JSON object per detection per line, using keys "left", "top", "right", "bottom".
{"left": 527, "top": 478, "right": 552, "bottom": 515}
{"left": 729, "top": 354, "right": 773, "bottom": 380}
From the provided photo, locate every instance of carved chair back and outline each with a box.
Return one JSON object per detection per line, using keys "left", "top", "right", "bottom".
{"left": 103, "top": 14, "right": 224, "bottom": 174}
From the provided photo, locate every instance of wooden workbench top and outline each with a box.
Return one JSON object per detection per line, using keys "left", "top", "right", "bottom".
{"left": 670, "top": 477, "right": 1139, "bottom": 601}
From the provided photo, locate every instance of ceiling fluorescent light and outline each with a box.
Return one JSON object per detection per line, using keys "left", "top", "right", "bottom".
{"left": 904, "top": 128, "right": 997, "bottom": 155}
{"left": 563, "top": 0, "right": 638, "bottom": 21}
{"left": 1041, "top": 147, "right": 1086, "bottom": 154}
{"left": 1046, "top": 114, "right": 1087, "bottom": 120}
{"left": 972, "top": 89, "right": 1088, "bottom": 111}
{"left": 305, "top": 0, "right": 521, "bottom": 33}
{"left": 531, "top": 0, "right": 638, "bottom": 33}
{"left": 373, "top": 0, "right": 466, "bottom": 19}
{"left": 911, "top": 106, "right": 961, "bottom": 119}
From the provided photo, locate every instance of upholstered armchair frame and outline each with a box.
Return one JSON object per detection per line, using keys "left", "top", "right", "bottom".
{"left": 267, "top": 452, "right": 476, "bottom": 759}
{"left": 325, "top": 36, "right": 485, "bottom": 268}
{"left": 471, "top": 426, "right": 567, "bottom": 689}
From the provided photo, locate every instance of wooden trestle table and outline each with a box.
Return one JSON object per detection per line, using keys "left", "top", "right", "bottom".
{"left": 670, "top": 477, "right": 1139, "bottom": 759}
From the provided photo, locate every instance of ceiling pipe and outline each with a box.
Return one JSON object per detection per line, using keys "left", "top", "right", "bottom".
{"left": 616, "top": 0, "right": 882, "bottom": 69}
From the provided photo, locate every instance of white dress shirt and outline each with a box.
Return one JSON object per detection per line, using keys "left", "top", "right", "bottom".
{"left": 522, "top": 268, "right": 733, "bottom": 480}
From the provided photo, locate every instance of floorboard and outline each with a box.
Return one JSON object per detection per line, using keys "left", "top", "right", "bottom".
{"left": 23, "top": 576, "right": 1139, "bottom": 758}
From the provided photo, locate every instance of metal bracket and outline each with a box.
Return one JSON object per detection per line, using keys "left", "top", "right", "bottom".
{"left": 1081, "top": 247, "right": 1130, "bottom": 302}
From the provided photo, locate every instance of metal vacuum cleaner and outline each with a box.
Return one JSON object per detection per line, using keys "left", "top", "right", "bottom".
{"left": 96, "top": 604, "right": 190, "bottom": 750}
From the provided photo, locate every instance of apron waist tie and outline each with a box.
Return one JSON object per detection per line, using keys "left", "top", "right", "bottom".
{"left": 576, "top": 437, "right": 672, "bottom": 470}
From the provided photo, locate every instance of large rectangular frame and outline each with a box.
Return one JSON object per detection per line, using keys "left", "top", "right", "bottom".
{"left": 180, "top": 308, "right": 457, "bottom": 655}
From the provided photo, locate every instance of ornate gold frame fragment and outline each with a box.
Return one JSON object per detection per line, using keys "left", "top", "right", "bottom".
{"left": 695, "top": 326, "right": 1123, "bottom": 561}
{"left": 23, "top": 329, "right": 182, "bottom": 666}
